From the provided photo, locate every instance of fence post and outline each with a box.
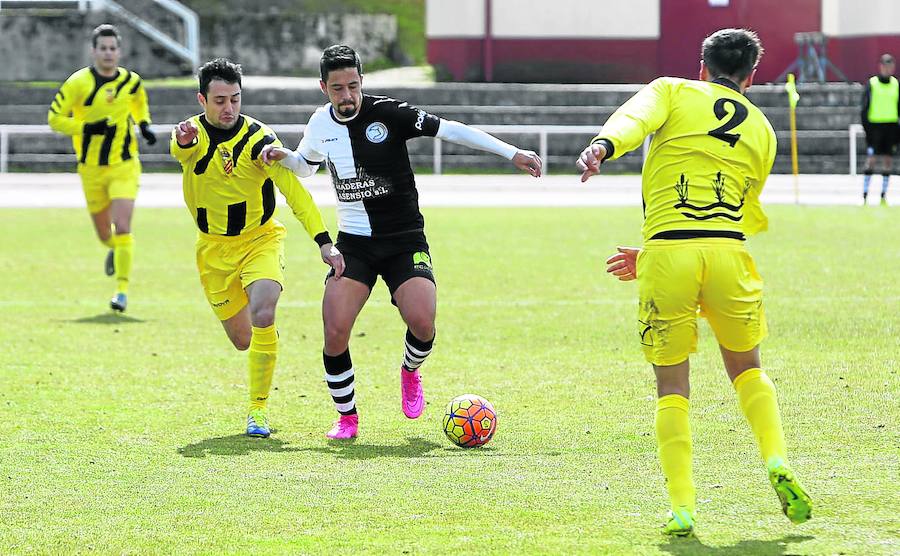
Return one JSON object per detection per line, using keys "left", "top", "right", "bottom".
{"left": 0, "top": 129, "right": 8, "bottom": 174}
{"left": 849, "top": 124, "right": 857, "bottom": 176}
{"left": 433, "top": 138, "right": 442, "bottom": 175}
{"left": 539, "top": 130, "right": 548, "bottom": 176}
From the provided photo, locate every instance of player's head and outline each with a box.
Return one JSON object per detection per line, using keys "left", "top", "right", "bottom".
{"left": 197, "top": 58, "right": 242, "bottom": 129}
{"left": 699, "top": 28, "right": 763, "bottom": 91}
{"left": 879, "top": 53, "right": 895, "bottom": 77}
{"left": 91, "top": 24, "right": 121, "bottom": 73}
{"left": 319, "top": 44, "right": 363, "bottom": 118}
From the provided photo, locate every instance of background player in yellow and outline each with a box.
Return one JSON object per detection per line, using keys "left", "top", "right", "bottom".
{"left": 48, "top": 24, "right": 156, "bottom": 312}
{"left": 171, "top": 58, "right": 344, "bottom": 438}
{"left": 576, "top": 29, "right": 812, "bottom": 536}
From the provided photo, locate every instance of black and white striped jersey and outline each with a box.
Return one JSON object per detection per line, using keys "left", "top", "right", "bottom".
{"left": 298, "top": 94, "right": 441, "bottom": 237}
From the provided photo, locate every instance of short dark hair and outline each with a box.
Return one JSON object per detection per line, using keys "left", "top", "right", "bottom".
{"left": 320, "top": 44, "right": 362, "bottom": 82}
{"left": 198, "top": 58, "right": 242, "bottom": 97}
{"left": 91, "top": 24, "right": 120, "bottom": 48}
{"left": 880, "top": 53, "right": 895, "bottom": 65}
{"left": 702, "top": 28, "right": 764, "bottom": 82}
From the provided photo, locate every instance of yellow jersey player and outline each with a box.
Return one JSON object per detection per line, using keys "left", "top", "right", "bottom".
{"left": 577, "top": 29, "right": 812, "bottom": 536}
{"left": 48, "top": 24, "right": 156, "bottom": 312}
{"left": 171, "top": 58, "right": 344, "bottom": 438}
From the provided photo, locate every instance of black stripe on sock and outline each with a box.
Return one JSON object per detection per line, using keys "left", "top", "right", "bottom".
{"left": 326, "top": 376, "right": 355, "bottom": 390}
{"left": 324, "top": 349, "right": 352, "bottom": 374}
{"left": 330, "top": 393, "right": 355, "bottom": 404}
{"left": 406, "top": 329, "right": 434, "bottom": 352}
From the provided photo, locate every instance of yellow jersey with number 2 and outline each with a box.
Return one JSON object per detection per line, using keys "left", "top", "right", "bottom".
{"left": 594, "top": 77, "right": 776, "bottom": 242}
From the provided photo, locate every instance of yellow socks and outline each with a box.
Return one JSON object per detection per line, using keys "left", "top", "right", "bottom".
{"left": 248, "top": 325, "right": 278, "bottom": 412}
{"left": 112, "top": 233, "right": 133, "bottom": 294}
{"left": 656, "top": 394, "right": 695, "bottom": 514}
{"left": 734, "top": 368, "right": 787, "bottom": 465}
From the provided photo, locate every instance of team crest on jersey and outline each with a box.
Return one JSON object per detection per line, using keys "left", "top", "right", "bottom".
{"left": 105, "top": 87, "right": 115, "bottom": 104}
{"left": 365, "top": 122, "right": 388, "bottom": 143}
{"left": 218, "top": 146, "right": 234, "bottom": 175}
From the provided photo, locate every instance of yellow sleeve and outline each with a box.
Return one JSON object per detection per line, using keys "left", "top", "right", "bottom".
{"left": 743, "top": 125, "right": 777, "bottom": 236}
{"left": 169, "top": 127, "right": 199, "bottom": 165}
{"left": 592, "top": 78, "right": 672, "bottom": 161}
{"left": 129, "top": 73, "right": 151, "bottom": 124}
{"left": 266, "top": 161, "right": 329, "bottom": 243}
{"left": 47, "top": 77, "right": 83, "bottom": 136}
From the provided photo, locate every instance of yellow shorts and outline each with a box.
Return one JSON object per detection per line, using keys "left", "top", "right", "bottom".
{"left": 77, "top": 158, "right": 141, "bottom": 214}
{"left": 195, "top": 219, "right": 287, "bottom": 321}
{"left": 636, "top": 238, "right": 767, "bottom": 366}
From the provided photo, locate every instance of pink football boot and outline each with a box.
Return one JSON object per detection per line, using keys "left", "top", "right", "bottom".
{"left": 400, "top": 366, "right": 424, "bottom": 419}
{"left": 326, "top": 414, "right": 358, "bottom": 439}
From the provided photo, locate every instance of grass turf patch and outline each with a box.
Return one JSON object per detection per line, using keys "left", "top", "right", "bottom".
{"left": 0, "top": 205, "right": 897, "bottom": 554}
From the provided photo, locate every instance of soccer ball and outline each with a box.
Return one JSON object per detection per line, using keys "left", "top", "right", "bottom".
{"left": 442, "top": 394, "right": 498, "bottom": 448}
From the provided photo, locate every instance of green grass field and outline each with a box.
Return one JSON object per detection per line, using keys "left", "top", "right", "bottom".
{"left": 1, "top": 205, "right": 897, "bottom": 554}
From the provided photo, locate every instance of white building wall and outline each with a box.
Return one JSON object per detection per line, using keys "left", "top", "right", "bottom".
{"left": 822, "top": 0, "right": 900, "bottom": 36}
{"left": 426, "top": 0, "right": 659, "bottom": 38}
{"left": 426, "top": 0, "right": 486, "bottom": 37}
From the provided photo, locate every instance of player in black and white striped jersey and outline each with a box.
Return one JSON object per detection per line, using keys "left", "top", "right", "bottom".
{"left": 262, "top": 44, "right": 542, "bottom": 439}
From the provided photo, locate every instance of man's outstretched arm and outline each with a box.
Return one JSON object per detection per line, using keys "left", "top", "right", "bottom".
{"left": 436, "top": 119, "right": 542, "bottom": 177}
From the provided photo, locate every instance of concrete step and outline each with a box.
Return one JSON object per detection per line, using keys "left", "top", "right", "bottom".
{"left": 1, "top": 81, "right": 866, "bottom": 109}
{"left": 6, "top": 102, "right": 865, "bottom": 133}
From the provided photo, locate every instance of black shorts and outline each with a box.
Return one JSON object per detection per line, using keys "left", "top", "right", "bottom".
{"left": 865, "top": 123, "right": 899, "bottom": 155}
{"left": 327, "top": 231, "right": 435, "bottom": 295}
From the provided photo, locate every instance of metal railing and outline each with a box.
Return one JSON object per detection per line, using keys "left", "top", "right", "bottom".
{"left": 1, "top": 124, "right": 632, "bottom": 174}
{"left": 0, "top": 0, "right": 91, "bottom": 11}
{"left": 0, "top": 0, "right": 199, "bottom": 68}
{"left": 848, "top": 123, "right": 864, "bottom": 176}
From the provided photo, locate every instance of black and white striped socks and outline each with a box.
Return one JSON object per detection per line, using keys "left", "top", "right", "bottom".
{"left": 324, "top": 349, "right": 356, "bottom": 415}
{"left": 402, "top": 329, "right": 434, "bottom": 372}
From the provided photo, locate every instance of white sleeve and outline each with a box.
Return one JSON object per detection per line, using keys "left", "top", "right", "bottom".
{"left": 279, "top": 150, "right": 319, "bottom": 178}
{"left": 435, "top": 119, "right": 518, "bottom": 160}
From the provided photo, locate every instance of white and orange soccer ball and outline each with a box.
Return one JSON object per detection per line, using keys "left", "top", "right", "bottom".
{"left": 442, "top": 394, "right": 498, "bottom": 448}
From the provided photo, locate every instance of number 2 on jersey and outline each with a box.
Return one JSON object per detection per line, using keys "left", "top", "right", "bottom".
{"left": 708, "top": 98, "right": 749, "bottom": 147}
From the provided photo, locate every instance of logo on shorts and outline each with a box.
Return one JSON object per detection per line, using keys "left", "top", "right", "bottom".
{"left": 412, "top": 251, "right": 432, "bottom": 270}
{"left": 365, "top": 122, "right": 388, "bottom": 143}
{"left": 219, "top": 146, "right": 234, "bottom": 175}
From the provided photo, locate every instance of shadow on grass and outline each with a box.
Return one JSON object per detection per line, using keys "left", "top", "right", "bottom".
{"left": 65, "top": 312, "right": 146, "bottom": 324}
{"left": 178, "top": 435, "right": 445, "bottom": 460}
{"left": 660, "top": 534, "right": 814, "bottom": 556}
{"left": 179, "top": 433, "right": 292, "bottom": 458}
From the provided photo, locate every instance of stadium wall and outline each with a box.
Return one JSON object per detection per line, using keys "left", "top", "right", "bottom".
{"left": 0, "top": 11, "right": 396, "bottom": 81}
{"left": 426, "top": 0, "right": 899, "bottom": 84}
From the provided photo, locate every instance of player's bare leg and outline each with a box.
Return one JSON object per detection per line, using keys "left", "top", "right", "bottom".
{"left": 89, "top": 206, "right": 116, "bottom": 275}
{"left": 879, "top": 154, "right": 892, "bottom": 205}
{"left": 108, "top": 198, "right": 134, "bottom": 311}
{"left": 721, "top": 345, "right": 813, "bottom": 525}
{"left": 221, "top": 280, "right": 282, "bottom": 437}
{"left": 653, "top": 360, "right": 695, "bottom": 536}
{"left": 862, "top": 149, "right": 876, "bottom": 204}
{"left": 394, "top": 277, "right": 436, "bottom": 419}
{"left": 322, "top": 276, "right": 370, "bottom": 438}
